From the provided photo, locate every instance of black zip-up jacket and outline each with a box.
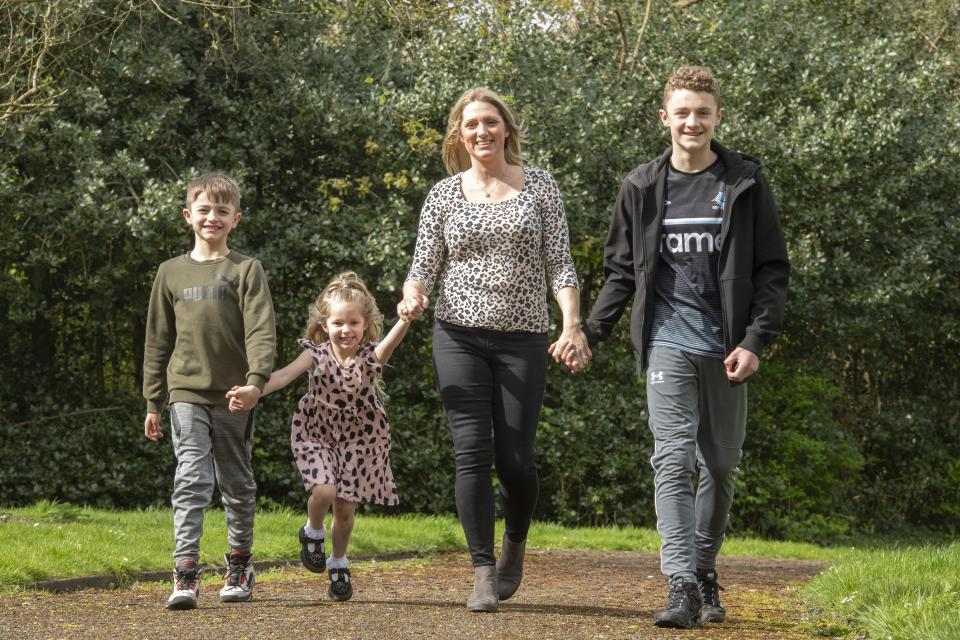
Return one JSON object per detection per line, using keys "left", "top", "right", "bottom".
{"left": 583, "top": 141, "right": 790, "bottom": 376}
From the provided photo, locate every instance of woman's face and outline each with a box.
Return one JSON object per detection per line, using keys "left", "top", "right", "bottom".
{"left": 459, "top": 100, "right": 509, "bottom": 164}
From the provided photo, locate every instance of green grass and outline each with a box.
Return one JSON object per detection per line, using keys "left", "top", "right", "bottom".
{"left": 0, "top": 501, "right": 845, "bottom": 587}
{"left": 805, "top": 541, "right": 960, "bottom": 640}
{"left": 0, "top": 502, "right": 467, "bottom": 587}
{"left": 3, "top": 502, "right": 958, "bottom": 639}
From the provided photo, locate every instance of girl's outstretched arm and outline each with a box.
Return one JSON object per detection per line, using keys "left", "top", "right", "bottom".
{"left": 227, "top": 349, "right": 313, "bottom": 411}
{"left": 374, "top": 318, "right": 411, "bottom": 366}
{"left": 263, "top": 350, "right": 314, "bottom": 395}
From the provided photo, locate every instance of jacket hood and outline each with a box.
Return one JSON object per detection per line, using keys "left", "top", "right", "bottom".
{"left": 625, "top": 140, "right": 761, "bottom": 190}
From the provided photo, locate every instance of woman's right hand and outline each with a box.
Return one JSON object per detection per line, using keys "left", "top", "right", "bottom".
{"left": 548, "top": 326, "right": 592, "bottom": 374}
{"left": 399, "top": 282, "right": 430, "bottom": 322}
{"left": 398, "top": 293, "right": 429, "bottom": 321}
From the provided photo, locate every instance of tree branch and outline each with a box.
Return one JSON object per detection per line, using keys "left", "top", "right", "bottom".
{"left": 614, "top": 7, "right": 627, "bottom": 81}
{"left": 5, "top": 406, "right": 126, "bottom": 429}
{"left": 629, "top": 0, "right": 654, "bottom": 67}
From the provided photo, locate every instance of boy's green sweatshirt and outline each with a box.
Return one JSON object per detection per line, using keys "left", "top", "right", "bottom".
{"left": 143, "top": 251, "right": 276, "bottom": 413}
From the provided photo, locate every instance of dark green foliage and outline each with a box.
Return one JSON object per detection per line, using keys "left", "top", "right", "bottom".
{"left": 536, "top": 330, "right": 654, "bottom": 527}
{"left": 1, "top": 0, "right": 958, "bottom": 542}
{"left": 0, "top": 399, "right": 173, "bottom": 508}
{"left": 737, "top": 361, "right": 862, "bottom": 542}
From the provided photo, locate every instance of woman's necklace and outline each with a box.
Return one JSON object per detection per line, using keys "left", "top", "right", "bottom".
{"left": 470, "top": 166, "right": 507, "bottom": 198}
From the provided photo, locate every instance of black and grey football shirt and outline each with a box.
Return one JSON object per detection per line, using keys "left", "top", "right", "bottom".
{"left": 649, "top": 159, "right": 726, "bottom": 358}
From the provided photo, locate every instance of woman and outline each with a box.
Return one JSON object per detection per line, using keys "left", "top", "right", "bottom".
{"left": 400, "top": 87, "right": 590, "bottom": 612}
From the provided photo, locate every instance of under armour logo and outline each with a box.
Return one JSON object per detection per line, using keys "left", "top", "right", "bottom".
{"left": 649, "top": 371, "right": 664, "bottom": 384}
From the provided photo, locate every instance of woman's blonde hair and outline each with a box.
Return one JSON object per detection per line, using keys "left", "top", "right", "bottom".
{"left": 441, "top": 87, "right": 525, "bottom": 175}
{"left": 305, "top": 271, "right": 383, "bottom": 345}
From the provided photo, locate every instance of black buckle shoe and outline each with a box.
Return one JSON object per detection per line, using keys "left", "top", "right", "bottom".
{"left": 299, "top": 526, "right": 326, "bottom": 573}
{"left": 328, "top": 567, "right": 353, "bottom": 601}
{"left": 697, "top": 568, "right": 726, "bottom": 623}
{"left": 653, "top": 576, "right": 703, "bottom": 628}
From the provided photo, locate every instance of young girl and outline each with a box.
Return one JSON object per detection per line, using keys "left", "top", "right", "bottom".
{"left": 228, "top": 271, "right": 411, "bottom": 601}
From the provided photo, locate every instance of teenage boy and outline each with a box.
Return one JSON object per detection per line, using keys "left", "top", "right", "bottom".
{"left": 581, "top": 66, "right": 789, "bottom": 628}
{"left": 143, "top": 173, "right": 276, "bottom": 610}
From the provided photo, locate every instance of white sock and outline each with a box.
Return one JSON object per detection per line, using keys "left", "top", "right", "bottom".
{"left": 326, "top": 555, "right": 348, "bottom": 570}
{"left": 304, "top": 521, "right": 326, "bottom": 539}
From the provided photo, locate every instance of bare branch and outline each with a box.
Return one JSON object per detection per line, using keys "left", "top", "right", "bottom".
{"left": 629, "top": 0, "right": 654, "bottom": 65}
{"left": 920, "top": 25, "right": 946, "bottom": 51}
{"left": 614, "top": 7, "right": 627, "bottom": 81}
{"left": 4, "top": 406, "right": 126, "bottom": 429}
{"left": 149, "top": 0, "right": 182, "bottom": 24}
{"left": 639, "top": 56, "right": 658, "bottom": 85}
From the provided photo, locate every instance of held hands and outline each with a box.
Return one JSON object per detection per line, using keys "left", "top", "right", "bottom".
{"left": 397, "top": 293, "right": 429, "bottom": 322}
{"left": 144, "top": 412, "right": 163, "bottom": 442}
{"left": 724, "top": 347, "right": 759, "bottom": 382}
{"left": 548, "top": 325, "right": 592, "bottom": 374}
{"left": 225, "top": 385, "right": 263, "bottom": 413}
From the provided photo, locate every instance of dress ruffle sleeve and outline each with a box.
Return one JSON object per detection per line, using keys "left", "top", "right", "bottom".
{"left": 359, "top": 341, "right": 383, "bottom": 375}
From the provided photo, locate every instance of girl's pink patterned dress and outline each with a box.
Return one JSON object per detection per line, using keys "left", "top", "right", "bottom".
{"left": 289, "top": 339, "right": 398, "bottom": 505}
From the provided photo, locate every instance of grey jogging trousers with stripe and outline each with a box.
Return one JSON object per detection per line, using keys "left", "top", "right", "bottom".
{"left": 170, "top": 402, "right": 257, "bottom": 562}
{"left": 645, "top": 346, "right": 747, "bottom": 582}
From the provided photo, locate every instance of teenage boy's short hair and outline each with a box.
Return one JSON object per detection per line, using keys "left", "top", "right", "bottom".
{"left": 663, "top": 66, "right": 720, "bottom": 108}
{"left": 185, "top": 173, "right": 241, "bottom": 209}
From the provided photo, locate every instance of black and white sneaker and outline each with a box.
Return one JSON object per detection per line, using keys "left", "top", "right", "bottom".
{"left": 697, "top": 568, "right": 726, "bottom": 623}
{"left": 328, "top": 567, "right": 353, "bottom": 602}
{"left": 166, "top": 559, "right": 201, "bottom": 610}
{"left": 653, "top": 575, "right": 703, "bottom": 628}
{"left": 219, "top": 551, "right": 255, "bottom": 603}
{"left": 299, "top": 526, "right": 326, "bottom": 573}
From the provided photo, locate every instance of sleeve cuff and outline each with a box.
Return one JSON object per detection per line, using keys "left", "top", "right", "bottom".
{"left": 246, "top": 373, "right": 269, "bottom": 390}
{"left": 738, "top": 332, "right": 765, "bottom": 356}
{"left": 582, "top": 322, "right": 602, "bottom": 347}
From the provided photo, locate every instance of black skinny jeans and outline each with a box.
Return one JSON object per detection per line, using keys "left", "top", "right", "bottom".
{"left": 432, "top": 320, "right": 548, "bottom": 567}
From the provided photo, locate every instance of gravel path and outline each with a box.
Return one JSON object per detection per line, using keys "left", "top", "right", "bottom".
{"left": 0, "top": 549, "right": 829, "bottom": 639}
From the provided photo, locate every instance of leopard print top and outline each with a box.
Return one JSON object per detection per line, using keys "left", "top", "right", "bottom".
{"left": 406, "top": 166, "right": 579, "bottom": 333}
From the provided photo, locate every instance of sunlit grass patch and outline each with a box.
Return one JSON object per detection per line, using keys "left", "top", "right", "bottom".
{"left": 1, "top": 502, "right": 854, "bottom": 589}
{"left": 805, "top": 542, "right": 960, "bottom": 640}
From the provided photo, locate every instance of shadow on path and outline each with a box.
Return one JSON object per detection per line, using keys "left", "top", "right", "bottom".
{"left": 0, "top": 549, "right": 828, "bottom": 639}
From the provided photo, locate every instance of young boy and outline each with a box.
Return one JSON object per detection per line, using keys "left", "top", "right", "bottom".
{"left": 581, "top": 67, "right": 789, "bottom": 628}
{"left": 143, "top": 173, "right": 276, "bottom": 610}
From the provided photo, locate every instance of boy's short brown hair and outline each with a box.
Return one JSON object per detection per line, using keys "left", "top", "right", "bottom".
{"left": 663, "top": 66, "right": 720, "bottom": 108}
{"left": 185, "top": 173, "right": 241, "bottom": 209}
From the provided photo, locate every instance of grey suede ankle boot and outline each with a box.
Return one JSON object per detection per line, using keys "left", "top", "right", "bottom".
{"left": 465, "top": 564, "right": 499, "bottom": 612}
{"left": 496, "top": 534, "right": 526, "bottom": 600}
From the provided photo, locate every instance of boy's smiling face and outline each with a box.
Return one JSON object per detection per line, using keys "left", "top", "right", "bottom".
{"left": 182, "top": 191, "right": 241, "bottom": 249}
{"left": 659, "top": 88, "right": 724, "bottom": 159}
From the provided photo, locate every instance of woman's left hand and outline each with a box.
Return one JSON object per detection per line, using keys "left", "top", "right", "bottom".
{"left": 548, "top": 326, "right": 592, "bottom": 374}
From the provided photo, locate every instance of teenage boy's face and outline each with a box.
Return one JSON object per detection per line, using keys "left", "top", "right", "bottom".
{"left": 182, "top": 192, "right": 241, "bottom": 247}
{"left": 659, "top": 89, "right": 724, "bottom": 157}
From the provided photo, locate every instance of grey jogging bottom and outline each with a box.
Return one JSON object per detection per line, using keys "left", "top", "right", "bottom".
{"left": 646, "top": 346, "right": 747, "bottom": 582}
{"left": 170, "top": 402, "right": 257, "bottom": 562}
